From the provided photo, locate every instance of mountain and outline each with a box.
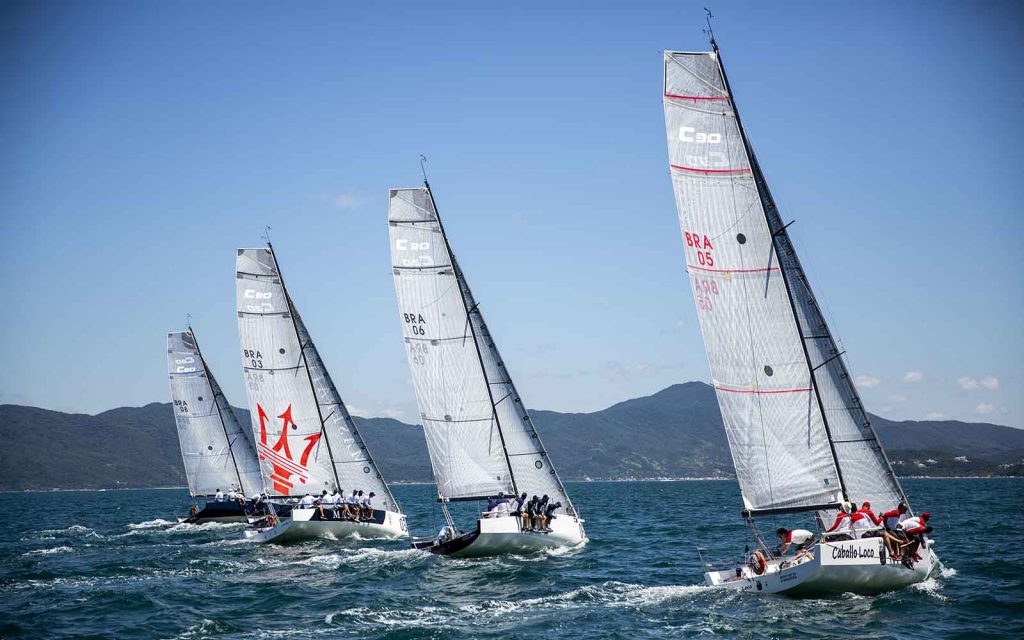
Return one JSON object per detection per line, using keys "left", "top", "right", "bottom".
{"left": 2, "top": 382, "right": 1022, "bottom": 491}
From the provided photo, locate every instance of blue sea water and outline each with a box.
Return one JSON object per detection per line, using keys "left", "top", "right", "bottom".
{"left": 1, "top": 479, "right": 1021, "bottom": 639}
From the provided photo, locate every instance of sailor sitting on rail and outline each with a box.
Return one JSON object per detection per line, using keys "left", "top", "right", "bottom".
{"left": 360, "top": 492, "right": 375, "bottom": 520}
{"left": 531, "top": 495, "right": 550, "bottom": 531}
{"left": 298, "top": 492, "right": 316, "bottom": 509}
{"left": 540, "top": 501, "right": 561, "bottom": 532}
{"left": 776, "top": 528, "right": 814, "bottom": 556}
{"left": 851, "top": 501, "right": 883, "bottom": 538}
{"left": 344, "top": 490, "right": 361, "bottom": 521}
{"left": 214, "top": 488, "right": 224, "bottom": 501}
{"left": 324, "top": 488, "right": 341, "bottom": 519}
{"left": 894, "top": 512, "right": 932, "bottom": 566}
{"left": 823, "top": 503, "right": 855, "bottom": 540}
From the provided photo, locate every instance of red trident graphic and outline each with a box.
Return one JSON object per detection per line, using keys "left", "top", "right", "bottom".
{"left": 256, "top": 403, "right": 323, "bottom": 495}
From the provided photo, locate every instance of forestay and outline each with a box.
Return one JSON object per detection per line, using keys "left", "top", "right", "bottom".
{"left": 167, "top": 330, "right": 263, "bottom": 497}
{"left": 663, "top": 50, "right": 844, "bottom": 514}
{"left": 388, "top": 187, "right": 575, "bottom": 515}
{"left": 235, "top": 247, "right": 398, "bottom": 511}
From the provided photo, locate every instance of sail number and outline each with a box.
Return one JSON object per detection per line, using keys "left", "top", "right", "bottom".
{"left": 693, "top": 278, "right": 719, "bottom": 312}
{"left": 395, "top": 239, "right": 434, "bottom": 267}
{"left": 404, "top": 312, "right": 427, "bottom": 336}
{"left": 242, "top": 348, "right": 264, "bottom": 369}
{"left": 684, "top": 231, "right": 715, "bottom": 267}
{"left": 173, "top": 399, "right": 189, "bottom": 414}
{"left": 679, "top": 127, "right": 722, "bottom": 144}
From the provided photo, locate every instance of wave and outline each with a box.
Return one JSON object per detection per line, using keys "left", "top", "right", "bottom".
{"left": 127, "top": 518, "right": 176, "bottom": 530}
{"left": 22, "top": 546, "right": 74, "bottom": 556}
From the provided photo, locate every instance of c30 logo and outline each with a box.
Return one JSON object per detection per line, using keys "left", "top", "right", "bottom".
{"left": 679, "top": 126, "right": 722, "bottom": 144}
{"left": 243, "top": 289, "right": 274, "bottom": 313}
{"left": 174, "top": 356, "right": 197, "bottom": 374}
{"left": 395, "top": 239, "right": 434, "bottom": 267}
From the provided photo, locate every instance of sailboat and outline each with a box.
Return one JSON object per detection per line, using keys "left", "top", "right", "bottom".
{"left": 662, "top": 35, "right": 938, "bottom": 594}
{"left": 388, "top": 182, "right": 586, "bottom": 557}
{"left": 235, "top": 244, "right": 407, "bottom": 543}
{"left": 166, "top": 328, "right": 264, "bottom": 524}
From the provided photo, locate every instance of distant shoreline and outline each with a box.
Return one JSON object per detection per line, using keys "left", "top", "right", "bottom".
{"left": 2, "top": 475, "right": 1020, "bottom": 494}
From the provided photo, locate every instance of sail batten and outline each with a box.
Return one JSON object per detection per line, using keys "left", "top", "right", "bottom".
{"left": 167, "top": 330, "right": 263, "bottom": 497}
{"left": 234, "top": 247, "right": 400, "bottom": 511}
{"left": 388, "top": 186, "right": 577, "bottom": 515}
{"left": 663, "top": 45, "right": 907, "bottom": 516}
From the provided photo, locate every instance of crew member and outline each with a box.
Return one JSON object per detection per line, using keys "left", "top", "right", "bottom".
{"left": 776, "top": 528, "right": 814, "bottom": 555}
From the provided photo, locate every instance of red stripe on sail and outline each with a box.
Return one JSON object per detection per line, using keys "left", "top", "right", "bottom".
{"left": 671, "top": 164, "right": 752, "bottom": 174}
{"left": 664, "top": 93, "right": 729, "bottom": 101}
{"left": 714, "top": 386, "right": 812, "bottom": 395}
{"left": 688, "top": 265, "right": 780, "bottom": 274}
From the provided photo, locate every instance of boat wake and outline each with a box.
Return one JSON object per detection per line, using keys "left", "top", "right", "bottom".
{"left": 127, "top": 518, "right": 176, "bottom": 530}
{"left": 324, "top": 581, "right": 709, "bottom": 629}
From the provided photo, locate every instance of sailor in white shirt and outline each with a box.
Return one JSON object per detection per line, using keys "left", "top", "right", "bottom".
{"left": 361, "top": 492, "right": 376, "bottom": 519}
{"left": 298, "top": 493, "right": 315, "bottom": 509}
{"left": 214, "top": 489, "right": 224, "bottom": 501}
{"left": 776, "top": 528, "right": 814, "bottom": 555}
{"left": 345, "top": 490, "right": 361, "bottom": 521}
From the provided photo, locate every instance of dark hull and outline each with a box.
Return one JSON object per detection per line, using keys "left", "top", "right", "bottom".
{"left": 413, "top": 530, "right": 481, "bottom": 555}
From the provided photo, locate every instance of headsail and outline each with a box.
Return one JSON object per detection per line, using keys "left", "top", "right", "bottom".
{"left": 662, "top": 45, "right": 906, "bottom": 516}
{"left": 167, "top": 329, "right": 263, "bottom": 497}
{"left": 388, "top": 186, "right": 576, "bottom": 515}
{"left": 235, "top": 246, "right": 400, "bottom": 512}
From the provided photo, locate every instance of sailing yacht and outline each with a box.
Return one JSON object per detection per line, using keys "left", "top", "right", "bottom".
{"left": 235, "top": 244, "right": 407, "bottom": 543}
{"left": 167, "top": 328, "right": 263, "bottom": 523}
{"left": 662, "top": 37, "right": 938, "bottom": 594}
{"left": 388, "top": 183, "right": 586, "bottom": 557}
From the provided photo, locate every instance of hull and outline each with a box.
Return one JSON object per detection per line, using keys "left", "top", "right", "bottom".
{"left": 178, "top": 500, "right": 252, "bottom": 524}
{"left": 245, "top": 507, "right": 407, "bottom": 544}
{"left": 706, "top": 537, "right": 938, "bottom": 595}
{"left": 414, "top": 514, "right": 586, "bottom": 557}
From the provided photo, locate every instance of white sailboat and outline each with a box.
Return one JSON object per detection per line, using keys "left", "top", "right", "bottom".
{"left": 662, "top": 33, "right": 938, "bottom": 594}
{"left": 235, "top": 244, "right": 407, "bottom": 543}
{"left": 388, "top": 182, "right": 586, "bottom": 557}
{"left": 167, "top": 328, "right": 264, "bottom": 523}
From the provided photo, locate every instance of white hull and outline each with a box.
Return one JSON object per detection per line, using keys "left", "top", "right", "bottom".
{"left": 177, "top": 515, "right": 248, "bottom": 524}
{"left": 706, "top": 537, "right": 938, "bottom": 595}
{"left": 245, "top": 508, "right": 407, "bottom": 544}
{"left": 418, "top": 514, "right": 587, "bottom": 557}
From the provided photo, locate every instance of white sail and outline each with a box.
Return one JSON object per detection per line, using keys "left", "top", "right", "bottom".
{"left": 663, "top": 51, "right": 843, "bottom": 514}
{"left": 235, "top": 247, "right": 399, "bottom": 511}
{"left": 167, "top": 330, "right": 263, "bottom": 497}
{"left": 388, "top": 187, "right": 575, "bottom": 514}
{"left": 663, "top": 49, "right": 905, "bottom": 515}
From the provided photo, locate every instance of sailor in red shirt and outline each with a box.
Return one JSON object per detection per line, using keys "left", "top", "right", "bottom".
{"left": 896, "top": 512, "right": 932, "bottom": 564}
{"left": 857, "top": 501, "right": 882, "bottom": 526}
{"left": 824, "top": 503, "right": 855, "bottom": 538}
{"left": 880, "top": 502, "right": 909, "bottom": 531}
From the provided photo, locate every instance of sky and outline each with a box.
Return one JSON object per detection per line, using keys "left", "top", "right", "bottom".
{"left": 1, "top": 1, "right": 1021, "bottom": 428}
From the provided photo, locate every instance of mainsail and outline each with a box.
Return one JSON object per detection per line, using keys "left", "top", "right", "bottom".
{"left": 388, "top": 186, "right": 575, "bottom": 515}
{"left": 235, "top": 246, "right": 399, "bottom": 511}
{"left": 167, "top": 329, "right": 263, "bottom": 497}
{"left": 662, "top": 44, "right": 906, "bottom": 516}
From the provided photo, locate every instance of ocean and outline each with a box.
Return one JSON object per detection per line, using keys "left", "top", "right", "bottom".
{"left": 1, "top": 479, "right": 1020, "bottom": 639}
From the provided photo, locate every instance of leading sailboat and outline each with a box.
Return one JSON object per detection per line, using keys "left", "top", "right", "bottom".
{"left": 388, "top": 183, "right": 586, "bottom": 557}
{"left": 235, "top": 244, "right": 406, "bottom": 543}
{"left": 167, "top": 327, "right": 263, "bottom": 523}
{"left": 662, "top": 36, "right": 938, "bottom": 594}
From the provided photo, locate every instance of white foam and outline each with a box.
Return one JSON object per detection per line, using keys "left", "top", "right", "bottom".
{"left": 22, "top": 545, "right": 73, "bottom": 556}
{"left": 127, "top": 518, "right": 175, "bottom": 530}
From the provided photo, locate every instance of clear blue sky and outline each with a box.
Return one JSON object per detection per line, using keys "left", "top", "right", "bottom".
{"left": 2, "top": 1, "right": 1021, "bottom": 428}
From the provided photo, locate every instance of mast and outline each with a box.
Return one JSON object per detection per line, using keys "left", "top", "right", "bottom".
{"left": 266, "top": 242, "right": 343, "bottom": 492}
{"left": 189, "top": 326, "right": 246, "bottom": 494}
{"left": 423, "top": 180, "right": 519, "bottom": 497}
{"left": 709, "top": 39, "right": 849, "bottom": 505}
